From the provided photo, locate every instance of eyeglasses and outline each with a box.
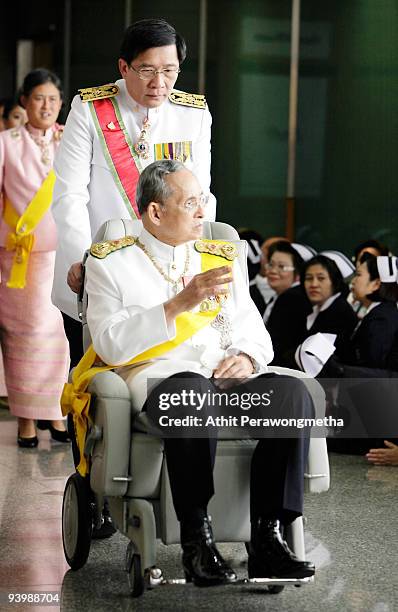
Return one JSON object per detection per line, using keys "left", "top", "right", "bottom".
{"left": 129, "top": 66, "right": 181, "bottom": 81}
{"left": 161, "top": 194, "right": 209, "bottom": 214}
{"left": 265, "top": 262, "right": 295, "bottom": 273}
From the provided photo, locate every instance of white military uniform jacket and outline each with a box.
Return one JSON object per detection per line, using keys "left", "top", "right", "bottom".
{"left": 52, "top": 78, "right": 215, "bottom": 319}
{"left": 86, "top": 228, "right": 274, "bottom": 410}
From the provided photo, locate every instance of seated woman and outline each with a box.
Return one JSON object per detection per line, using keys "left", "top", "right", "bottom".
{"left": 347, "top": 238, "right": 390, "bottom": 319}
{"left": 353, "top": 239, "right": 389, "bottom": 266}
{"left": 323, "top": 254, "right": 398, "bottom": 454}
{"left": 276, "top": 253, "right": 357, "bottom": 369}
{"left": 263, "top": 241, "right": 311, "bottom": 365}
{"left": 339, "top": 253, "right": 398, "bottom": 371}
{"left": 256, "top": 236, "right": 290, "bottom": 307}
{"left": 301, "top": 254, "right": 357, "bottom": 355}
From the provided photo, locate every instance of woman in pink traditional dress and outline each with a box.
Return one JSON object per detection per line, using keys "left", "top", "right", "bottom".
{"left": 0, "top": 69, "right": 70, "bottom": 448}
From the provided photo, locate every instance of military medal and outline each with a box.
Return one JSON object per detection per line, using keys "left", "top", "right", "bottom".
{"left": 211, "top": 303, "right": 232, "bottom": 349}
{"left": 134, "top": 116, "right": 151, "bottom": 159}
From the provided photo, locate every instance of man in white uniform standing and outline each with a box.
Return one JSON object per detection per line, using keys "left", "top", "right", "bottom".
{"left": 52, "top": 18, "right": 215, "bottom": 366}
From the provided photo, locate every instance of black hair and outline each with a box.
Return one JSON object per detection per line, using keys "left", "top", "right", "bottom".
{"left": 302, "top": 255, "right": 348, "bottom": 297}
{"left": 2, "top": 98, "right": 19, "bottom": 120}
{"left": 268, "top": 240, "right": 304, "bottom": 275}
{"left": 19, "top": 68, "right": 63, "bottom": 104}
{"left": 238, "top": 229, "right": 264, "bottom": 281}
{"left": 359, "top": 252, "right": 398, "bottom": 303}
{"left": 120, "top": 18, "right": 187, "bottom": 65}
{"left": 354, "top": 239, "right": 389, "bottom": 264}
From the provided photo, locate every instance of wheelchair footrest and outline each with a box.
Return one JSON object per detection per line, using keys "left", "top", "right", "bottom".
{"left": 160, "top": 576, "right": 314, "bottom": 586}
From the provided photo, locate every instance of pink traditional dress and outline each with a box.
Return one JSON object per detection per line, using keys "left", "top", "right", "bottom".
{"left": 0, "top": 123, "right": 69, "bottom": 420}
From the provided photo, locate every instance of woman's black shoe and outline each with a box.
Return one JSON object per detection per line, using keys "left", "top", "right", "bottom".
{"left": 17, "top": 434, "right": 38, "bottom": 448}
{"left": 37, "top": 420, "right": 71, "bottom": 443}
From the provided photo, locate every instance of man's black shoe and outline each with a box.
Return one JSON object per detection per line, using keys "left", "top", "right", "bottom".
{"left": 248, "top": 518, "right": 315, "bottom": 579}
{"left": 92, "top": 501, "right": 116, "bottom": 539}
{"left": 182, "top": 516, "right": 237, "bottom": 587}
{"left": 92, "top": 514, "right": 117, "bottom": 539}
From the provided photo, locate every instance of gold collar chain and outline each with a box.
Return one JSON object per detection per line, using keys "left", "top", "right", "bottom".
{"left": 136, "top": 238, "right": 190, "bottom": 294}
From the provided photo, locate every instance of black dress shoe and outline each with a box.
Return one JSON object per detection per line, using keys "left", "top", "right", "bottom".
{"left": 181, "top": 516, "right": 237, "bottom": 587}
{"left": 92, "top": 499, "right": 117, "bottom": 539}
{"left": 17, "top": 434, "right": 38, "bottom": 448}
{"left": 248, "top": 518, "right": 315, "bottom": 579}
{"left": 37, "top": 420, "right": 71, "bottom": 443}
{"left": 92, "top": 514, "right": 117, "bottom": 539}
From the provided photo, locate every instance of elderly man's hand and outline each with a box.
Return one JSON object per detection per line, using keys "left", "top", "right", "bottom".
{"left": 67, "top": 262, "right": 83, "bottom": 294}
{"left": 366, "top": 440, "right": 398, "bottom": 466}
{"left": 164, "top": 265, "right": 233, "bottom": 323}
{"left": 213, "top": 353, "right": 254, "bottom": 389}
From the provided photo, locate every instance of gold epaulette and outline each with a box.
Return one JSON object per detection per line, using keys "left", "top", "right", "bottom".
{"left": 194, "top": 240, "right": 237, "bottom": 261}
{"left": 79, "top": 83, "right": 119, "bottom": 103}
{"left": 169, "top": 89, "right": 206, "bottom": 109}
{"left": 90, "top": 236, "right": 137, "bottom": 259}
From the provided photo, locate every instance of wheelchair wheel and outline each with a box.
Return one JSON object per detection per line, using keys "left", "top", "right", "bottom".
{"left": 126, "top": 542, "right": 145, "bottom": 598}
{"left": 62, "top": 473, "right": 92, "bottom": 570}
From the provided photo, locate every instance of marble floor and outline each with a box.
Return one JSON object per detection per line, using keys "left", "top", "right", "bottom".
{"left": 0, "top": 404, "right": 397, "bottom": 612}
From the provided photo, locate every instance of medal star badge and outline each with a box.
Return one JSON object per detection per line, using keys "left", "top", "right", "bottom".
{"left": 134, "top": 117, "right": 151, "bottom": 159}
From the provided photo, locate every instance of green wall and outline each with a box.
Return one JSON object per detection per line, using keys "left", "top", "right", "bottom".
{"left": 2, "top": 0, "right": 397, "bottom": 256}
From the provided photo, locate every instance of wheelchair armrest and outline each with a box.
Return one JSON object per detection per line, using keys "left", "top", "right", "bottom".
{"left": 268, "top": 365, "right": 316, "bottom": 380}
{"left": 87, "top": 371, "right": 133, "bottom": 497}
{"left": 87, "top": 370, "right": 131, "bottom": 401}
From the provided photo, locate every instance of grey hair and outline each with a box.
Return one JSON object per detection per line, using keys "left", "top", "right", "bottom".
{"left": 136, "top": 159, "right": 186, "bottom": 215}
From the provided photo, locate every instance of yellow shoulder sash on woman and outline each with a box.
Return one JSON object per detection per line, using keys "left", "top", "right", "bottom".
{"left": 3, "top": 169, "right": 56, "bottom": 288}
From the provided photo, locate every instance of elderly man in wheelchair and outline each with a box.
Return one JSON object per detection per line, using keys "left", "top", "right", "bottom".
{"left": 62, "top": 159, "right": 323, "bottom": 593}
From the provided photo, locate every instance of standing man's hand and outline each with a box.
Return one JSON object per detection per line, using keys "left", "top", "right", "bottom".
{"left": 67, "top": 262, "right": 83, "bottom": 294}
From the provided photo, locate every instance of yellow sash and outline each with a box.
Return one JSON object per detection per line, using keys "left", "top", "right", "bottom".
{"left": 62, "top": 244, "right": 232, "bottom": 476}
{"left": 3, "top": 169, "right": 56, "bottom": 288}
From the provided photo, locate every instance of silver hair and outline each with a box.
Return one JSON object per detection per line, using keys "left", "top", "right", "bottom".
{"left": 136, "top": 159, "right": 186, "bottom": 214}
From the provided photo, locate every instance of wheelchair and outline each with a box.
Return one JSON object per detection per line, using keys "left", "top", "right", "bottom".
{"left": 61, "top": 218, "right": 330, "bottom": 598}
